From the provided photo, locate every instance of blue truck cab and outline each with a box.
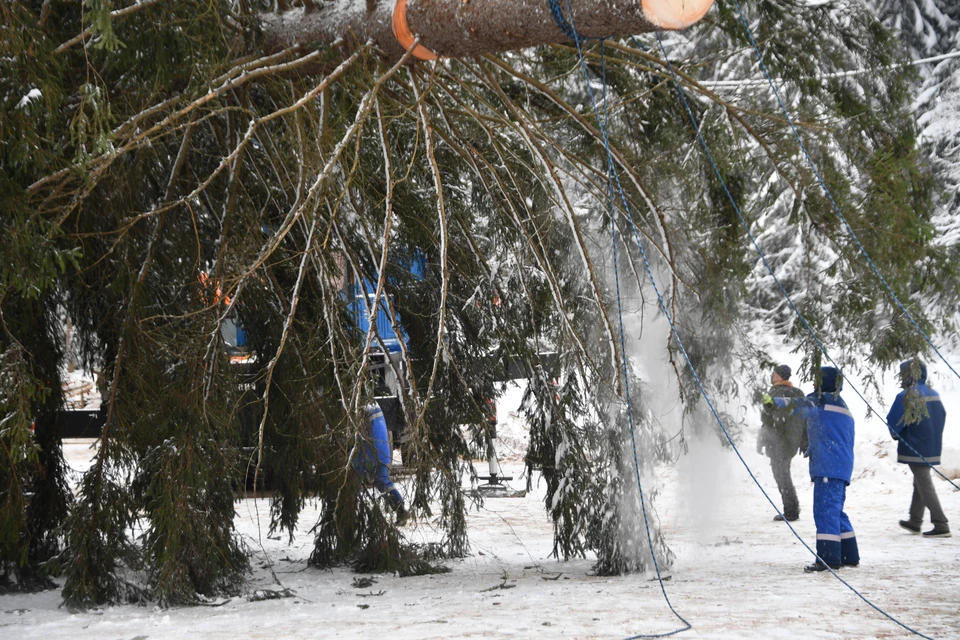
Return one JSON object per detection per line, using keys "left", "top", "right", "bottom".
{"left": 341, "top": 253, "right": 426, "bottom": 444}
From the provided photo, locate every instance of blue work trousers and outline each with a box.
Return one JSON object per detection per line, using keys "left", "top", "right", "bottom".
{"left": 813, "top": 477, "right": 859, "bottom": 567}
{"left": 353, "top": 405, "right": 404, "bottom": 510}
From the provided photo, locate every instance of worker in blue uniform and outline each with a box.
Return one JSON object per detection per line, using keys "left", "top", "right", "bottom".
{"left": 772, "top": 367, "right": 859, "bottom": 572}
{"left": 353, "top": 404, "right": 408, "bottom": 525}
{"left": 887, "top": 359, "right": 950, "bottom": 538}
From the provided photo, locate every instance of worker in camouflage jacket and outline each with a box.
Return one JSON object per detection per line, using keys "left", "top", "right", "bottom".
{"left": 758, "top": 364, "right": 807, "bottom": 522}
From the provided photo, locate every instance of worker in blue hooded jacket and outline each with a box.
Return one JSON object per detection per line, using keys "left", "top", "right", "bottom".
{"left": 771, "top": 366, "right": 859, "bottom": 572}
{"left": 886, "top": 359, "right": 950, "bottom": 538}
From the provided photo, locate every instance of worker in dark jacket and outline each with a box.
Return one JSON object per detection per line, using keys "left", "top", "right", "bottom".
{"left": 758, "top": 364, "right": 807, "bottom": 522}
{"left": 887, "top": 359, "right": 950, "bottom": 538}
{"left": 773, "top": 367, "right": 859, "bottom": 572}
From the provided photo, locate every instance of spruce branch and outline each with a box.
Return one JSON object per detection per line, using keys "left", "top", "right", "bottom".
{"left": 477, "top": 59, "right": 622, "bottom": 395}
{"left": 55, "top": 0, "right": 170, "bottom": 54}
{"left": 250, "top": 212, "right": 320, "bottom": 496}
{"left": 27, "top": 46, "right": 328, "bottom": 203}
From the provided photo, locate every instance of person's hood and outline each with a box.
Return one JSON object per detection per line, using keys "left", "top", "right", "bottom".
{"left": 899, "top": 359, "right": 928, "bottom": 385}
{"left": 818, "top": 367, "right": 842, "bottom": 393}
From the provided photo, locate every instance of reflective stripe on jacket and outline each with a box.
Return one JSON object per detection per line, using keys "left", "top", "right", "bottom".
{"left": 774, "top": 393, "right": 855, "bottom": 483}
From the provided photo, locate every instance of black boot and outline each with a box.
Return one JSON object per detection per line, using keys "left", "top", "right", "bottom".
{"left": 804, "top": 561, "right": 840, "bottom": 573}
{"left": 899, "top": 520, "right": 921, "bottom": 534}
{"left": 922, "top": 524, "right": 951, "bottom": 538}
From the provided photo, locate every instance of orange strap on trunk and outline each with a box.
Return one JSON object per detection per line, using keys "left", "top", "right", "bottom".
{"left": 392, "top": 0, "right": 438, "bottom": 61}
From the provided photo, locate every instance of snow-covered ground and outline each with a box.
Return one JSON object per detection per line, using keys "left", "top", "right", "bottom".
{"left": 2, "top": 375, "right": 959, "bottom": 639}
{"left": 60, "top": 367, "right": 101, "bottom": 411}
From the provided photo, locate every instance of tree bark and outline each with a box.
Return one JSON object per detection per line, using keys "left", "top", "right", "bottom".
{"left": 260, "top": 0, "right": 713, "bottom": 59}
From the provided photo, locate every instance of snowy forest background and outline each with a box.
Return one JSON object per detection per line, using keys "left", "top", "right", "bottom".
{"left": 1, "top": 0, "right": 959, "bottom": 616}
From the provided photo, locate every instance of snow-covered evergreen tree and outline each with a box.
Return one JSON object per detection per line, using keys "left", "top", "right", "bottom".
{"left": 872, "top": 0, "right": 960, "bottom": 347}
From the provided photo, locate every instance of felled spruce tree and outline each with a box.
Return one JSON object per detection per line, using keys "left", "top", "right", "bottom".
{"left": 2, "top": 0, "right": 956, "bottom": 606}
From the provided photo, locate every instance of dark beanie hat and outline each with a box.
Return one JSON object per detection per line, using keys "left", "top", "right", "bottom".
{"left": 774, "top": 364, "right": 792, "bottom": 380}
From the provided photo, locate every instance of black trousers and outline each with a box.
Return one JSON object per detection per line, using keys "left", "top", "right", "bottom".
{"left": 907, "top": 464, "right": 948, "bottom": 526}
{"left": 770, "top": 450, "right": 799, "bottom": 519}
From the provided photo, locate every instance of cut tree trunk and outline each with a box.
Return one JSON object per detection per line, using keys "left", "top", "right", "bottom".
{"left": 261, "top": 0, "right": 713, "bottom": 59}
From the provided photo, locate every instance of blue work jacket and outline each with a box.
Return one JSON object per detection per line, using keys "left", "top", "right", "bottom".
{"left": 887, "top": 382, "right": 946, "bottom": 465}
{"left": 775, "top": 392, "right": 855, "bottom": 483}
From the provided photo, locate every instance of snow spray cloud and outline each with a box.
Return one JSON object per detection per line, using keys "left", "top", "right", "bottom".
{"left": 599, "top": 224, "right": 747, "bottom": 568}
{"left": 594, "top": 230, "right": 686, "bottom": 573}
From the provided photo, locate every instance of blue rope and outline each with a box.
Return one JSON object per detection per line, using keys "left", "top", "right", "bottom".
{"left": 633, "top": 33, "right": 959, "bottom": 493}
{"left": 552, "top": 2, "right": 691, "bottom": 637}
{"left": 548, "top": 0, "right": 577, "bottom": 42}
{"left": 651, "top": 32, "right": 937, "bottom": 640}
{"left": 723, "top": 0, "right": 960, "bottom": 386}
{"left": 549, "top": 0, "right": 600, "bottom": 43}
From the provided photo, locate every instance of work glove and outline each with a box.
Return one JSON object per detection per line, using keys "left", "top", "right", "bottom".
{"left": 761, "top": 393, "right": 774, "bottom": 407}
